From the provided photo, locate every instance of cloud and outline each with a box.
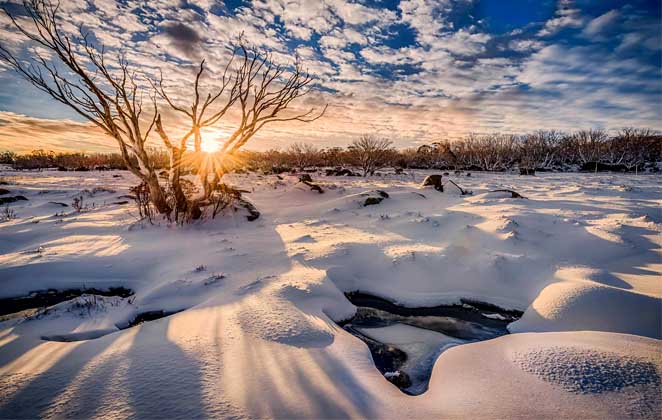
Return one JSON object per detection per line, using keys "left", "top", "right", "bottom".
{"left": 508, "top": 39, "right": 544, "bottom": 52}
{"left": 0, "top": 0, "right": 659, "bottom": 153}
{"left": 582, "top": 9, "right": 620, "bottom": 38}
{"left": 538, "top": 0, "right": 583, "bottom": 36}
{"left": 0, "top": 112, "right": 113, "bottom": 153}
{"left": 156, "top": 22, "right": 205, "bottom": 58}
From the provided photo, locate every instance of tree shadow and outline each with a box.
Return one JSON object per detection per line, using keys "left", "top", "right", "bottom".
{"left": 0, "top": 331, "right": 123, "bottom": 418}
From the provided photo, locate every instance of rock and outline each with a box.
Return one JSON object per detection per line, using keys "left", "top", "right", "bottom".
{"left": 466, "top": 172, "right": 471, "bottom": 177}
{"left": 489, "top": 189, "right": 526, "bottom": 199}
{"left": 326, "top": 168, "right": 357, "bottom": 176}
{"left": 421, "top": 174, "right": 443, "bottom": 192}
{"left": 519, "top": 168, "right": 535, "bottom": 175}
{"left": 364, "top": 197, "right": 383, "bottom": 206}
{"left": 242, "top": 200, "right": 260, "bottom": 221}
{"left": 385, "top": 370, "right": 412, "bottom": 389}
{"left": 363, "top": 190, "right": 389, "bottom": 206}
{"left": 299, "top": 175, "right": 324, "bottom": 194}
{"left": 0, "top": 188, "right": 9, "bottom": 195}
{"left": 48, "top": 201, "right": 68, "bottom": 207}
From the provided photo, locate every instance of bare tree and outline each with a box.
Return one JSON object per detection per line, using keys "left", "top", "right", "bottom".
{"left": 151, "top": 57, "right": 240, "bottom": 218}
{"left": 287, "top": 142, "right": 320, "bottom": 170}
{"left": 519, "top": 130, "right": 562, "bottom": 171}
{"left": 0, "top": 0, "right": 170, "bottom": 212}
{"left": 348, "top": 135, "right": 393, "bottom": 176}
{"left": 614, "top": 128, "right": 660, "bottom": 174}
{"left": 573, "top": 129, "right": 608, "bottom": 171}
{"left": 0, "top": 1, "right": 326, "bottom": 221}
{"left": 154, "top": 39, "right": 326, "bottom": 217}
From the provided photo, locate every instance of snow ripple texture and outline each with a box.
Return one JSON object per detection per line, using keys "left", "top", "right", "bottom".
{"left": 513, "top": 346, "right": 661, "bottom": 394}
{"left": 236, "top": 296, "right": 333, "bottom": 348}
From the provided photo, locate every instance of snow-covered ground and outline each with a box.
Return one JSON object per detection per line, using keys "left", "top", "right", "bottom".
{"left": 0, "top": 169, "right": 660, "bottom": 419}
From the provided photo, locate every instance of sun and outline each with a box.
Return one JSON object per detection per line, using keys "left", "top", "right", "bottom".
{"left": 200, "top": 138, "right": 221, "bottom": 153}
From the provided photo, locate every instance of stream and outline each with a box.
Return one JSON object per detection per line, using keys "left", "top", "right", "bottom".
{"left": 338, "top": 292, "right": 522, "bottom": 395}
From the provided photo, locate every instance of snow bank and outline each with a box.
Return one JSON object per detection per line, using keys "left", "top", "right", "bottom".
{"left": 427, "top": 331, "right": 661, "bottom": 419}
{"left": 509, "top": 280, "right": 661, "bottom": 339}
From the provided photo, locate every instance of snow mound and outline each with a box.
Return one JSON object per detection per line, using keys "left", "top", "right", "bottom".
{"left": 509, "top": 281, "right": 661, "bottom": 338}
{"left": 428, "top": 332, "right": 661, "bottom": 419}
{"left": 512, "top": 346, "right": 661, "bottom": 394}
{"left": 235, "top": 296, "right": 334, "bottom": 348}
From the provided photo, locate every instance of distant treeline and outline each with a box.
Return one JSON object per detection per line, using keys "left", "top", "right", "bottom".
{"left": 2, "top": 128, "right": 660, "bottom": 174}
{"left": 0, "top": 149, "right": 169, "bottom": 171}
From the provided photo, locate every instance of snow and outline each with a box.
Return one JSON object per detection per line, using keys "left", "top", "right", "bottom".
{"left": 509, "top": 279, "right": 661, "bottom": 338}
{"left": 0, "top": 169, "right": 660, "bottom": 418}
{"left": 429, "top": 332, "right": 661, "bottom": 419}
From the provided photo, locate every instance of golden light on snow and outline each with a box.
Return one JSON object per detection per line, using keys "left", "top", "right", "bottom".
{"left": 0, "top": 341, "right": 83, "bottom": 377}
{"left": 0, "top": 234, "right": 130, "bottom": 268}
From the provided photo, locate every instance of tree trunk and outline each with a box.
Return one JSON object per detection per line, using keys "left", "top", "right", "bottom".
{"left": 168, "top": 148, "right": 188, "bottom": 216}
{"left": 146, "top": 173, "right": 171, "bottom": 215}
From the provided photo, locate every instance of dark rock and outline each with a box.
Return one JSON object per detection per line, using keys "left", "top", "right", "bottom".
{"left": 376, "top": 190, "right": 389, "bottom": 198}
{"left": 0, "top": 188, "right": 9, "bottom": 195}
{"left": 73, "top": 167, "right": 90, "bottom": 172}
{"left": 385, "top": 370, "right": 412, "bottom": 389}
{"left": 57, "top": 166, "right": 68, "bottom": 171}
{"left": 299, "top": 175, "right": 324, "bottom": 194}
{"left": 241, "top": 200, "right": 260, "bottom": 221}
{"left": 489, "top": 189, "right": 526, "bottom": 199}
{"left": 364, "top": 197, "right": 384, "bottom": 206}
{"left": 113, "top": 201, "right": 129, "bottom": 205}
{"left": 48, "top": 201, "right": 68, "bottom": 207}
{"left": 466, "top": 172, "right": 471, "bottom": 177}
{"left": 112, "top": 174, "right": 122, "bottom": 178}
{"left": 519, "top": 168, "right": 535, "bottom": 175}
{"left": 306, "top": 182, "right": 324, "bottom": 194}
{"left": 326, "top": 168, "right": 357, "bottom": 176}
{"left": 271, "top": 166, "right": 290, "bottom": 175}
{"left": 421, "top": 174, "right": 443, "bottom": 192}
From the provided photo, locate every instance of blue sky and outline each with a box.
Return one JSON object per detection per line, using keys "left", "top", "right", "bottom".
{"left": 0, "top": 0, "right": 660, "bottom": 152}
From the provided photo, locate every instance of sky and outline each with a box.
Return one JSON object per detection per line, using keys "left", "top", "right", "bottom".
{"left": 0, "top": 0, "right": 660, "bottom": 153}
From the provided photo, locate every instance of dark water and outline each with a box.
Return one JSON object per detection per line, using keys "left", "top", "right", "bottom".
{"left": 338, "top": 292, "right": 522, "bottom": 395}
{"left": 0, "top": 287, "right": 133, "bottom": 317}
